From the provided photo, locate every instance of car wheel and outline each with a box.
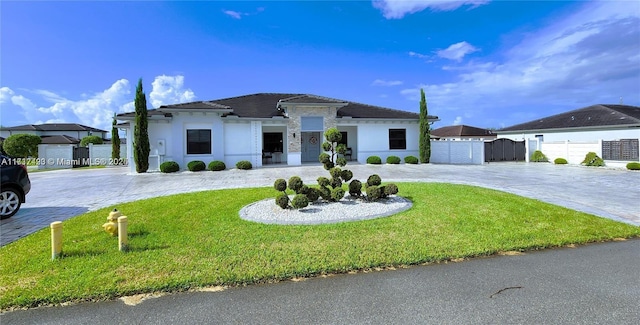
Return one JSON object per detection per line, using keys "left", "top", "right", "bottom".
{"left": 0, "top": 188, "right": 21, "bottom": 219}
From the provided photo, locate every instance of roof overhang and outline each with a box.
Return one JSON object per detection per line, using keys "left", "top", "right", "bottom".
{"left": 498, "top": 123, "right": 640, "bottom": 134}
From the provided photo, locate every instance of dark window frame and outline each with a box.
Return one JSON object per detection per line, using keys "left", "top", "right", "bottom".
{"left": 186, "top": 129, "right": 211, "bottom": 155}
{"left": 389, "top": 129, "right": 406, "bottom": 150}
{"left": 338, "top": 132, "right": 348, "bottom": 146}
{"left": 263, "top": 132, "right": 284, "bottom": 152}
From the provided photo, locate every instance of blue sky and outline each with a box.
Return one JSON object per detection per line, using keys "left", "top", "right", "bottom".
{"left": 1, "top": 0, "right": 639, "bottom": 133}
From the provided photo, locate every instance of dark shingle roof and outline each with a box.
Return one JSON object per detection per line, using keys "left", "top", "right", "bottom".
{"left": 116, "top": 93, "right": 437, "bottom": 120}
{"left": 432, "top": 125, "right": 496, "bottom": 138}
{"left": 0, "top": 123, "right": 107, "bottom": 133}
{"left": 501, "top": 104, "right": 640, "bottom": 132}
{"left": 40, "top": 135, "right": 80, "bottom": 144}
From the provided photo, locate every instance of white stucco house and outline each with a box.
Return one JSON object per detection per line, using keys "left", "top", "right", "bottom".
{"left": 116, "top": 93, "right": 440, "bottom": 172}
{"left": 0, "top": 123, "right": 109, "bottom": 146}
{"left": 497, "top": 104, "right": 640, "bottom": 163}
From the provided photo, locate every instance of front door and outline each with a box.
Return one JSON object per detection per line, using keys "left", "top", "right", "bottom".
{"left": 301, "top": 132, "right": 321, "bottom": 162}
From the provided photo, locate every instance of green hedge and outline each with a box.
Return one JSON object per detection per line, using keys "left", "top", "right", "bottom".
{"left": 159, "top": 161, "right": 180, "bottom": 173}
{"left": 236, "top": 160, "right": 252, "bottom": 170}
{"left": 386, "top": 156, "right": 401, "bottom": 164}
{"left": 404, "top": 156, "right": 419, "bottom": 164}
{"left": 581, "top": 152, "right": 605, "bottom": 167}
{"left": 208, "top": 160, "right": 226, "bottom": 171}
{"left": 627, "top": 162, "right": 640, "bottom": 170}
{"left": 187, "top": 160, "right": 206, "bottom": 172}
{"left": 366, "top": 156, "right": 382, "bottom": 164}
{"left": 530, "top": 150, "right": 548, "bottom": 162}
{"left": 554, "top": 158, "right": 568, "bottom": 165}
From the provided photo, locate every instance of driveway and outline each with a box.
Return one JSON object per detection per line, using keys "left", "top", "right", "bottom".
{"left": 1, "top": 163, "right": 639, "bottom": 246}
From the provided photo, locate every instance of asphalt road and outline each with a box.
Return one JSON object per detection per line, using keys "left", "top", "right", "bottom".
{"left": 2, "top": 239, "right": 639, "bottom": 324}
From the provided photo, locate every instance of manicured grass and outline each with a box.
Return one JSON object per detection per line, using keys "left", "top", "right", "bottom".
{"left": 1, "top": 183, "right": 638, "bottom": 309}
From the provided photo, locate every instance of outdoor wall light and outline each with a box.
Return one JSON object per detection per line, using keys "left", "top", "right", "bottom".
{"left": 293, "top": 133, "right": 296, "bottom": 138}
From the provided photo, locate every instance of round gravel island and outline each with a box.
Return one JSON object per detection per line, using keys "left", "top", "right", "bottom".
{"left": 239, "top": 195, "right": 412, "bottom": 225}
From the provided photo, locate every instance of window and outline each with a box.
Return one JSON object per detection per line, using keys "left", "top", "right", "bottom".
{"left": 339, "top": 132, "right": 348, "bottom": 146}
{"left": 389, "top": 129, "right": 406, "bottom": 150}
{"left": 535, "top": 134, "right": 544, "bottom": 142}
{"left": 187, "top": 129, "right": 211, "bottom": 154}
{"left": 263, "top": 133, "right": 283, "bottom": 152}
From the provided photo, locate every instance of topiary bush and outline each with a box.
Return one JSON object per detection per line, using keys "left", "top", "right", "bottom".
{"left": 187, "top": 160, "right": 206, "bottom": 172}
{"left": 317, "top": 177, "right": 330, "bottom": 187}
{"left": 581, "top": 152, "right": 605, "bottom": 167}
{"left": 626, "top": 162, "right": 640, "bottom": 170}
{"left": 274, "top": 179, "right": 287, "bottom": 192}
{"left": 208, "top": 160, "right": 226, "bottom": 171}
{"left": 367, "top": 174, "right": 382, "bottom": 186}
{"left": 291, "top": 194, "right": 309, "bottom": 209}
{"left": 275, "top": 193, "right": 290, "bottom": 209}
{"left": 384, "top": 183, "right": 399, "bottom": 196}
{"left": 366, "top": 156, "right": 382, "bottom": 164}
{"left": 349, "top": 179, "right": 362, "bottom": 197}
{"left": 554, "top": 158, "right": 568, "bottom": 165}
{"left": 340, "top": 169, "right": 353, "bottom": 182}
{"left": 331, "top": 187, "right": 345, "bottom": 201}
{"left": 306, "top": 188, "right": 321, "bottom": 202}
{"left": 160, "top": 161, "right": 180, "bottom": 173}
{"left": 530, "top": 150, "right": 548, "bottom": 162}
{"left": 236, "top": 160, "right": 253, "bottom": 170}
{"left": 404, "top": 156, "right": 419, "bottom": 164}
{"left": 365, "top": 185, "right": 382, "bottom": 201}
{"left": 386, "top": 156, "right": 401, "bottom": 164}
{"left": 288, "top": 176, "right": 304, "bottom": 193}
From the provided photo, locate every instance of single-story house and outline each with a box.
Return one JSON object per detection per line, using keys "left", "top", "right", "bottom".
{"left": 115, "top": 93, "right": 439, "bottom": 172}
{"left": 497, "top": 104, "right": 640, "bottom": 163}
{"left": 0, "top": 123, "right": 109, "bottom": 145}
{"left": 431, "top": 125, "right": 496, "bottom": 141}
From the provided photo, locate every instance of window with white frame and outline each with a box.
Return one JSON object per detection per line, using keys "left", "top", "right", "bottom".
{"left": 389, "top": 129, "right": 406, "bottom": 150}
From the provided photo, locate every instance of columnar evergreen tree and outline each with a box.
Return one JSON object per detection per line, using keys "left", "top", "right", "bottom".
{"left": 111, "top": 114, "right": 121, "bottom": 160}
{"left": 419, "top": 88, "right": 431, "bottom": 163}
{"left": 133, "top": 78, "right": 150, "bottom": 173}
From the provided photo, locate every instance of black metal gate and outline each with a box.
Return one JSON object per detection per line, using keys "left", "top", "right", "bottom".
{"left": 484, "top": 138, "right": 526, "bottom": 162}
{"left": 73, "top": 147, "right": 89, "bottom": 168}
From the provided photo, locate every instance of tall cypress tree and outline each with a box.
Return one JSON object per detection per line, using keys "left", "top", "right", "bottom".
{"left": 111, "top": 113, "right": 121, "bottom": 160}
{"left": 133, "top": 78, "right": 150, "bottom": 172}
{"left": 419, "top": 88, "right": 431, "bottom": 163}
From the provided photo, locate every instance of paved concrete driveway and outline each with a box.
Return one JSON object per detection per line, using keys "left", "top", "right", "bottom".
{"left": 1, "top": 163, "right": 639, "bottom": 246}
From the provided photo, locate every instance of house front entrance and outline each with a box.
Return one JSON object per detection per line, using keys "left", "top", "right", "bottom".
{"left": 301, "top": 132, "right": 321, "bottom": 162}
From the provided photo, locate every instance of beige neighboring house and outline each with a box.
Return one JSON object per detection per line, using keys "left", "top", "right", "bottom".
{"left": 431, "top": 125, "right": 496, "bottom": 141}
{"left": 0, "top": 123, "right": 109, "bottom": 146}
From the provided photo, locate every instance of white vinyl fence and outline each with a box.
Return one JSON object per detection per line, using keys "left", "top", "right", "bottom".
{"left": 430, "top": 139, "right": 485, "bottom": 164}
{"left": 37, "top": 143, "right": 127, "bottom": 169}
{"left": 540, "top": 140, "right": 601, "bottom": 165}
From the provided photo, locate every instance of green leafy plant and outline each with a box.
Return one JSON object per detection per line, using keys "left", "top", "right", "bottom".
{"left": 419, "top": 88, "right": 431, "bottom": 163}
{"left": 274, "top": 179, "right": 287, "bottom": 192}
{"left": 236, "top": 160, "right": 253, "bottom": 170}
{"left": 288, "top": 176, "right": 304, "bottom": 193}
{"left": 367, "top": 174, "right": 382, "bottom": 186}
{"left": 133, "top": 78, "right": 150, "bottom": 173}
{"left": 404, "top": 156, "right": 419, "bottom": 164}
{"left": 366, "top": 156, "right": 382, "bottom": 164}
{"left": 291, "top": 194, "right": 309, "bottom": 209}
{"left": 319, "top": 127, "right": 347, "bottom": 170}
{"left": 80, "top": 135, "right": 104, "bottom": 147}
{"left": 159, "top": 161, "right": 179, "bottom": 173}
{"left": 386, "top": 156, "right": 401, "bottom": 164}
{"left": 2, "top": 134, "right": 41, "bottom": 158}
{"left": 626, "top": 162, "right": 640, "bottom": 170}
{"left": 530, "top": 150, "right": 548, "bottom": 162}
{"left": 554, "top": 158, "right": 568, "bottom": 165}
{"left": 275, "top": 193, "right": 290, "bottom": 209}
{"left": 349, "top": 179, "right": 362, "bottom": 197}
{"left": 581, "top": 152, "right": 605, "bottom": 167}
{"left": 208, "top": 160, "right": 226, "bottom": 171}
{"left": 111, "top": 114, "right": 121, "bottom": 160}
{"left": 187, "top": 160, "right": 206, "bottom": 172}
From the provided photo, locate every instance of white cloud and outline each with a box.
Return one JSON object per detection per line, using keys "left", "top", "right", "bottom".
{"left": 372, "top": 79, "right": 403, "bottom": 86}
{"left": 436, "top": 41, "right": 479, "bottom": 61}
{"left": 0, "top": 87, "right": 15, "bottom": 104}
{"left": 452, "top": 116, "right": 463, "bottom": 125}
{"left": 400, "top": 1, "right": 640, "bottom": 127}
{"left": 223, "top": 10, "right": 243, "bottom": 19}
{"left": 409, "top": 51, "right": 431, "bottom": 60}
{"left": 149, "top": 75, "right": 196, "bottom": 108}
{"left": 372, "top": 0, "right": 490, "bottom": 19}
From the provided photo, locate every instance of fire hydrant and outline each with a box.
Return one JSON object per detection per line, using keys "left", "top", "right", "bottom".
{"left": 103, "top": 209, "right": 121, "bottom": 236}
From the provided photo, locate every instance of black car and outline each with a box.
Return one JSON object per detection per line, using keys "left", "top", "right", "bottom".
{"left": 1, "top": 155, "right": 31, "bottom": 219}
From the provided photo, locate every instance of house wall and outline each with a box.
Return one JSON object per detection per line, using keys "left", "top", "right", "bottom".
{"left": 499, "top": 128, "right": 640, "bottom": 142}
{"left": 431, "top": 139, "right": 485, "bottom": 164}
{"left": 224, "top": 121, "right": 259, "bottom": 168}
{"left": 356, "top": 121, "right": 419, "bottom": 163}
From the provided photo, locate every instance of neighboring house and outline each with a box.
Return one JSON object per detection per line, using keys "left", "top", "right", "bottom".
{"left": 497, "top": 104, "right": 640, "bottom": 163}
{"left": 115, "top": 93, "right": 440, "bottom": 172}
{"left": 431, "top": 125, "right": 496, "bottom": 140}
{"left": 0, "top": 123, "right": 109, "bottom": 145}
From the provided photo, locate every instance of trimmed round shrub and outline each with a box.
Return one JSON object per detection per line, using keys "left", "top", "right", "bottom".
{"left": 318, "top": 186, "right": 332, "bottom": 201}
{"left": 366, "top": 156, "right": 382, "bottom": 164}
{"left": 404, "top": 156, "right": 419, "bottom": 164}
{"left": 80, "top": 135, "right": 104, "bottom": 147}
{"left": 581, "top": 152, "right": 605, "bottom": 167}
{"left": 288, "top": 176, "right": 304, "bottom": 192}
{"left": 208, "top": 160, "right": 226, "bottom": 171}
{"left": 384, "top": 183, "right": 399, "bottom": 196}
{"left": 330, "top": 177, "right": 342, "bottom": 189}
{"left": 323, "top": 161, "right": 335, "bottom": 170}
{"left": 554, "top": 158, "right": 568, "bottom": 165}
{"left": 275, "top": 193, "right": 289, "bottom": 209}
{"left": 530, "top": 150, "right": 548, "bottom": 162}
{"left": 322, "top": 142, "right": 332, "bottom": 151}
{"left": 306, "top": 188, "right": 321, "bottom": 202}
{"left": 299, "top": 185, "right": 309, "bottom": 195}
{"left": 317, "top": 177, "right": 330, "bottom": 187}
{"left": 340, "top": 169, "right": 353, "bottom": 182}
{"left": 187, "top": 160, "right": 206, "bottom": 172}
{"left": 367, "top": 174, "right": 382, "bottom": 186}
{"left": 160, "top": 161, "right": 180, "bottom": 173}
{"left": 386, "top": 156, "right": 401, "bottom": 164}
{"left": 336, "top": 157, "right": 347, "bottom": 167}
{"left": 274, "top": 179, "right": 287, "bottom": 192}
{"left": 291, "top": 194, "right": 309, "bottom": 209}
{"left": 349, "top": 179, "right": 362, "bottom": 197}
{"left": 331, "top": 187, "right": 345, "bottom": 202}
{"left": 627, "top": 162, "right": 640, "bottom": 170}
{"left": 319, "top": 153, "right": 331, "bottom": 164}
{"left": 324, "top": 128, "right": 342, "bottom": 143}
{"left": 366, "top": 185, "right": 382, "bottom": 201}
{"left": 236, "top": 160, "right": 253, "bottom": 170}
{"left": 329, "top": 167, "right": 342, "bottom": 179}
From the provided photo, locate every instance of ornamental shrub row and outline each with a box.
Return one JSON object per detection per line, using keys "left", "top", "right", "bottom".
{"left": 367, "top": 155, "right": 420, "bottom": 164}
{"left": 554, "top": 157, "right": 568, "bottom": 164}
{"left": 581, "top": 152, "right": 605, "bottom": 167}
{"left": 626, "top": 162, "right": 640, "bottom": 170}
{"left": 530, "top": 150, "right": 548, "bottom": 162}
{"left": 161, "top": 160, "right": 228, "bottom": 173}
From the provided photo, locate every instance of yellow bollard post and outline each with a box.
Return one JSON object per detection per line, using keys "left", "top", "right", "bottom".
{"left": 50, "top": 221, "right": 62, "bottom": 260}
{"left": 118, "top": 216, "right": 128, "bottom": 252}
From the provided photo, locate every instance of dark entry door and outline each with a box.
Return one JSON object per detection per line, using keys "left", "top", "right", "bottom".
{"left": 484, "top": 138, "right": 525, "bottom": 162}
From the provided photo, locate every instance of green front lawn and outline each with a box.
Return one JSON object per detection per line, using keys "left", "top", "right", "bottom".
{"left": 1, "top": 183, "right": 638, "bottom": 310}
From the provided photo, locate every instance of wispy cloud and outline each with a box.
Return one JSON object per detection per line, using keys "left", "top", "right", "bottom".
{"left": 373, "top": 0, "right": 490, "bottom": 19}
{"left": 400, "top": 1, "right": 640, "bottom": 127}
{"left": 452, "top": 116, "right": 463, "bottom": 126}
{"left": 436, "top": 41, "right": 479, "bottom": 61}
{"left": 223, "top": 7, "right": 265, "bottom": 20}
{"left": 149, "top": 75, "right": 196, "bottom": 108}
{"left": 372, "top": 79, "right": 403, "bottom": 87}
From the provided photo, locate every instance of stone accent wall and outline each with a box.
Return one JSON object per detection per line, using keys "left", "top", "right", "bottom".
{"left": 286, "top": 106, "right": 338, "bottom": 153}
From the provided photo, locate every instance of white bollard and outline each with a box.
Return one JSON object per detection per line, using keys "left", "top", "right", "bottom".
{"left": 50, "top": 221, "right": 63, "bottom": 260}
{"left": 118, "top": 216, "right": 128, "bottom": 252}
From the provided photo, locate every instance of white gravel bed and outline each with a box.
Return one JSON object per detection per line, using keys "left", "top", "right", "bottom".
{"left": 239, "top": 195, "right": 413, "bottom": 225}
